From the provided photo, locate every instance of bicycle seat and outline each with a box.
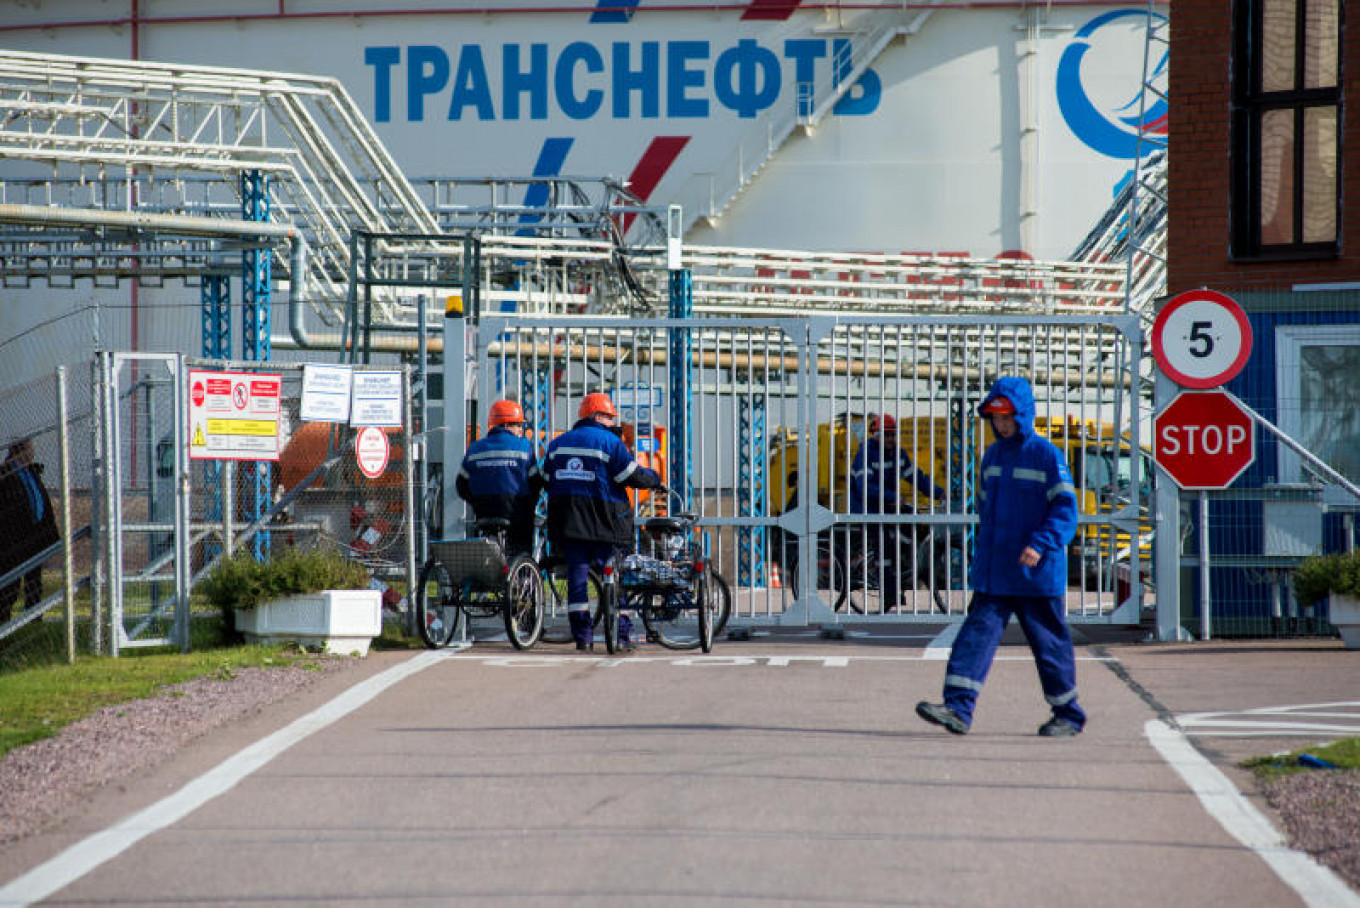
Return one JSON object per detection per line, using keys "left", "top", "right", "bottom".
{"left": 645, "top": 516, "right": 685, "bottom": 534}
{"left": 476, "top": 517, "right": 513, "bottom": 535}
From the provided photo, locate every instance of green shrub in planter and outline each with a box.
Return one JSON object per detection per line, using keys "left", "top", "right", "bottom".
{"left": 1292, "top": 549, "right": 1360, "bottom": 607}
{"left": 200, "top": 547, "right": 372, "bottom": 632}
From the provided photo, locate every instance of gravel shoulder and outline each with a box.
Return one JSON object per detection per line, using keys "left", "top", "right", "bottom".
{"left": 1261, "top": 769, "right": 1360, "bottom": 891}
{"left": 0, "top": 656, "right": 367, "bottom": 846}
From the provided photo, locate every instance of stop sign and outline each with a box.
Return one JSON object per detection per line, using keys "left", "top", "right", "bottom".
{"left": 1154, "top": 391, "right": 1256, "bottom": 489}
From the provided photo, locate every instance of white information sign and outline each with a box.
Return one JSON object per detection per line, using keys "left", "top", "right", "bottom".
{"left": 350, "top": 371, "right": 403, "bottom": 427}
{"left": 188, "top": 369, "right": 282, "bottom": 461}
{"left": 300, "top": 364, "right": 353, "bottom": 423}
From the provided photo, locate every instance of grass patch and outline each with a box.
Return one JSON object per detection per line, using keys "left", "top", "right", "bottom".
{"left": 0, "top": 642, "right": 329, "bottom": 761}
{"left": 1243, "top": 737, "right": 1360, "bottom": 781}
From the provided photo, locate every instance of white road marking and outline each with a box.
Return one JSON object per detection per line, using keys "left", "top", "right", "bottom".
{"left": 924, "top": 623, "right": 960, "bottom": 660}
{"left": 1145, "top": 719, "right": 1360, "bottom": 908}
{"left": 1179, "top": 701, "right": 1360, "bottom": 739}
{"left": 444, "top": 650, "right": 1113, "bottom": 666}
{"left": 0, "top": 650, "right": 449, "bottom": 908}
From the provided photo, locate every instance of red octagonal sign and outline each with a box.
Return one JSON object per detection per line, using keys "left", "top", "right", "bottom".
{"left": 1154, "top": 391, "right": 1256, "bottom": 489}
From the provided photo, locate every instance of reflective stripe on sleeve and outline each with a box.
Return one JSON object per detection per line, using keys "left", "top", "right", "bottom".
{"left": 1047, "top": 482, "right": 1076, "bottom": 501}
{"left": 615, "top": 461, "right": 639, "bottom": 484}
{"left": 983, "top": 466, "right": 1002, "bottom": 480}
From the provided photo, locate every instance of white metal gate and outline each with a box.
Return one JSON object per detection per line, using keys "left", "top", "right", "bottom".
{"left": 457, "top": 313, "right": 1147, "bottom": 627}
{"left": 93, "top": 352, "right": 191, "bottom": 652}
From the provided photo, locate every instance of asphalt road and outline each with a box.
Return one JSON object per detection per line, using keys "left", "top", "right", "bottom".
{"left": 2, "top": 625, "right": 1359, "bottom": 907}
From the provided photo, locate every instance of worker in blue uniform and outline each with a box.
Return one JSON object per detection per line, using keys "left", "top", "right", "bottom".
{"left": 849, "top": 413, "right": 946, "bottom": 606}
{"left": 544, "top": 392, "right": 661, "bottom": 651}
{"left": 455, "top": 399, "right": 543, "bottom": 555}
{"left": 915, "top": 376, "right": 1086, "bottom": 737}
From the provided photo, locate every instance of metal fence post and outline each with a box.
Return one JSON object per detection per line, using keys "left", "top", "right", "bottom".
{"left": 56, "top": 366, "right": 75, "bottom": 663}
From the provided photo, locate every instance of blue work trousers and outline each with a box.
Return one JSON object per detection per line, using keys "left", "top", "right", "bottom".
{"left": 942, "top": 592, "right": 1086, "bottom": 728}
{"left": 562, "top": 540, "right": 631, "bottom": 647}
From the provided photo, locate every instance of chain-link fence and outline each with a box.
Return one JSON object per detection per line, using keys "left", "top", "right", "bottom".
{"left": 177, "top": 359, "right": 419, "bottom": 645}
{"left": 0, "top": 354, "right": 420, "bottom": 668}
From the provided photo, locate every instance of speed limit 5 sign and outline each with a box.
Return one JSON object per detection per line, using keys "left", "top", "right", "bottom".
{"left": 1151, "top": 289, "right": 1253, "bottom": 389}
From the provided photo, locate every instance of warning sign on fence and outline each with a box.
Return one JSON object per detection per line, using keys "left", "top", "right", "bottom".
{"left": 188, "top": 369, "right": 282, "bottom": 461}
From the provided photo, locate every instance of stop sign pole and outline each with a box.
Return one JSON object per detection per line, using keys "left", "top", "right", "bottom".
{"left": 1153, "top": 389, "right": 1257, "bottom": 641}
{"left": 1150, "top": 291, "right": 1257, "bottom": 642}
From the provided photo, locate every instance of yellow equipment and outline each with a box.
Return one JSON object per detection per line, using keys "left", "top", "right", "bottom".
{"left": 767, "top": 410, "right": 1152, "bottom": 589}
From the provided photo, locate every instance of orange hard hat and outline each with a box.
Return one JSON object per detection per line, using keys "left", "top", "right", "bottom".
{"left": 870, "top": 414, "right": 897, "bottom": 434}
{"left": 981, "top": 396, "right": 1016, "bottom": 416}
{"left": 488, "top": 399, "right": 526, "bottom": 427}
{"left": 579, "top": 392, "right": 618, "bottom": 420}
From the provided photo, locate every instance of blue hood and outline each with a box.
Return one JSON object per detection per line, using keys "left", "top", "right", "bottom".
{"left": 978, "top": 376, "right": 1036, "bottom": 438}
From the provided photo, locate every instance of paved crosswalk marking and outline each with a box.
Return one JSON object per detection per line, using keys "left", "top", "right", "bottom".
{"left": 1178, "top": 701, "right": 1360, "bottom": 738}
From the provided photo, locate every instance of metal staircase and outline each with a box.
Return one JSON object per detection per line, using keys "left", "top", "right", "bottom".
{"left": 0, "top": 49, "right": 437, "bottom": 323}
{"left": 671, "top": 5, "right": 921, "bottom": 232}
{"left": 1068, "top": 2, "right": 1169, "bottom": 320}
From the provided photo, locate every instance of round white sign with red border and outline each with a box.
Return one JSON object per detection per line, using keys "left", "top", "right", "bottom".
{"left": 1151, "top": 289, "right": 1253, "bottom": 389}
{"left": 355, "top": 426, "right": 390, "bottom": 479}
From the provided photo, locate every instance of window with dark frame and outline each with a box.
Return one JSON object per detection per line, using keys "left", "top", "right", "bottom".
{"left": 1231, "top": 0, "right": 1341, "bottom": 258}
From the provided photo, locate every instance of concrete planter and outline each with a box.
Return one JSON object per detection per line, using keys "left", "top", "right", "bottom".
{"left": 235, "top": 589, "right": 382, "bottom": 656}
{"left": 1328, "top": 594, "right": 1360, "bottom": 650}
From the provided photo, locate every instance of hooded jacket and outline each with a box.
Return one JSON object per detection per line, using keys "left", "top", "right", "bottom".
{"left": 970, "top": 377, "right": 1078, "bottom": 596}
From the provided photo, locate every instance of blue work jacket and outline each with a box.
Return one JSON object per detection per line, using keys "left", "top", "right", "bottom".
{"left": 970, "top": 377, "right": 1079, "bottom": 596}
{"left": 544, "top": 418, "right": 660, "bottom": 547}
{"left": 456, "top": 427, "right": 543, "bottom": 540}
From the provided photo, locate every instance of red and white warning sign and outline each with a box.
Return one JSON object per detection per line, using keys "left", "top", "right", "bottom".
{"left": 188, "top": 369, "right": 282, "bottom": 461}
{"left": 355, "top": 426, "right": 390, "bottom": 479}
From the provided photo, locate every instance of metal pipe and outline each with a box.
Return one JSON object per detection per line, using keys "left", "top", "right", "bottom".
{"left": 0, "top": 202, "right": 297, "bottom": 241}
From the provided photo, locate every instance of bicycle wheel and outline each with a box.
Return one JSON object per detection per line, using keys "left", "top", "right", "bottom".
{"left": 708, "top": 570, "right": 733, "bottom": 637}
{"left": 697, "top": 573, "right": 716, "bottom": 653}
{"left": 504, "top": 555, "right": 545, "bottom": 650}
{"left": 788, "top": 541, "right": 849, "bottom": 612}
{"left": 601, "top": 575, "right": 620, "bottom": 655}
{"left": 415, "top": 559, "right": 463, "bottom": 649}
{"left": 922, "top": 529, "right": 965, "bottom": 615}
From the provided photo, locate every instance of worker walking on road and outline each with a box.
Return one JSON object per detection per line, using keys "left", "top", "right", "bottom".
{"left": 544, "top": 392, "right": 661, "bottom": 652}
{"left": 916, "top": 376, "right": 1086, "bottom": 737}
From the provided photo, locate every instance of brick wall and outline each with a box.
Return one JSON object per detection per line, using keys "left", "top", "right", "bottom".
{"left": 1169, "top": 0, "right": 1360, "bottom": 294}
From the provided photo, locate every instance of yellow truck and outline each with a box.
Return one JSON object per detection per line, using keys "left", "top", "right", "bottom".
{"left": 767, "top": 411, "right": 1152, "bottom": 590}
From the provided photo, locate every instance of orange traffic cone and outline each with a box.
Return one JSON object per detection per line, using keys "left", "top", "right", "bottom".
{"left": 768, "top": 562, "right": 783, "bottom": 588}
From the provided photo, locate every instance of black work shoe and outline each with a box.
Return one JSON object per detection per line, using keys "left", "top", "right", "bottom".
{"left": 915, "top": 701, "right": 969, "bottom": 735}
{"left": 575, "top": 642, "right": 594, "bottom": 653}
{"left": 1038, "top": 717, "right": 1082, "bottom": 737}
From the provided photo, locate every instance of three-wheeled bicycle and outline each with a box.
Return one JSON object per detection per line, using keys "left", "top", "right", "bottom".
{"left": 593, "top": 486, "right": 731, "bottom": 654}
{"left": 415, "top": 516, "right": 545, "bottom": 649}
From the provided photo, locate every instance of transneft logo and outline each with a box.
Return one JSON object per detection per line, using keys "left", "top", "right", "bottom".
{"left": 1056, "top": 9, "right": 1169, "bottom": 160}
{"left": 364, "top": 38, "right": 881, "bottom": 122}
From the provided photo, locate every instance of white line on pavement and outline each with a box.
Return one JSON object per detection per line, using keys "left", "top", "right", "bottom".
{"left": 924, "top": 623, "right": 960, "bottom": 660}
{"left": 1144, "top": 719, "right": 1360, "bottom": 908}
{"left": 0, "top": 650, "right": 448, "bottom": 908}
